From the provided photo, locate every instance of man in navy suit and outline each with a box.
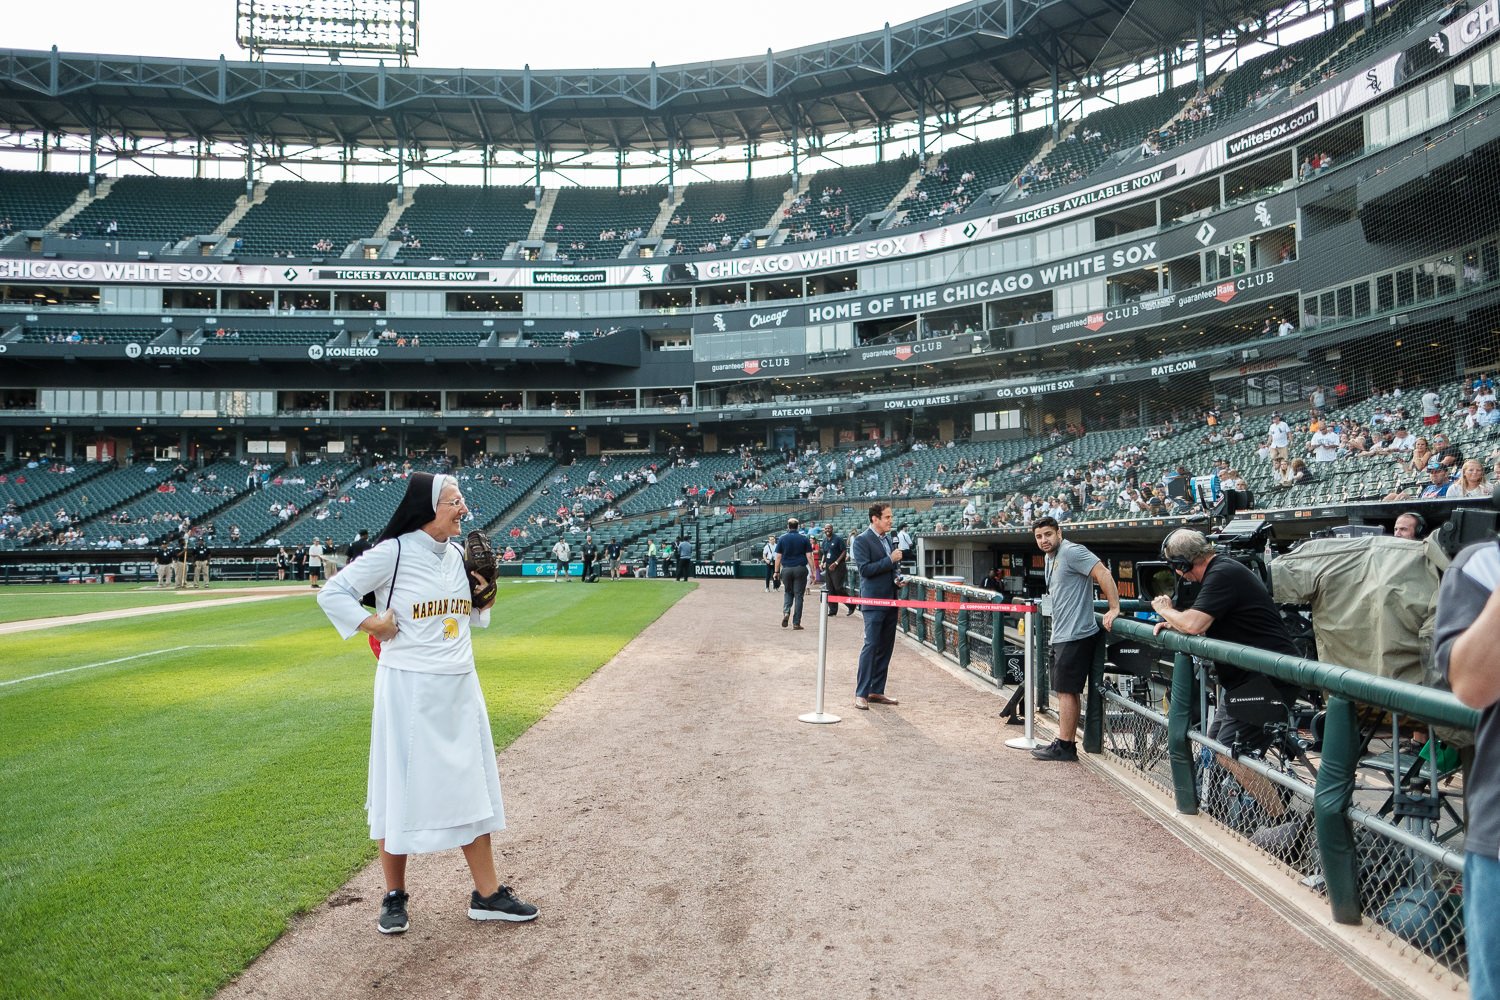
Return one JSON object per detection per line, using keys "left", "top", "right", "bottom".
{"left": 851, "top": 502, "right": 906, "bottom": 710}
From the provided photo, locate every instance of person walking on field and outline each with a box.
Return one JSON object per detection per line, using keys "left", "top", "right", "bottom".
{"left": 316, "top": 472, "right": 538, "bottom": 935}
{"left": 774, "top": 518, "right": 814, "bottom": 630}
{"left": 821, "top": 523, "right": 853, "bottom": 617}
{"left": 551, "top": 537, "right": 572, "bottom": 582}
{"left": 675, "top": 537, "right": 693, "bottom": 582}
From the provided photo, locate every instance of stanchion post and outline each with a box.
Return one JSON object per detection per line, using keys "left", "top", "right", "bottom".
{"left": 799, "top": 589, "right": 841, "bottom": 724}
{"left": 1005, "top": 608, "right": 1043, "bottom": 750}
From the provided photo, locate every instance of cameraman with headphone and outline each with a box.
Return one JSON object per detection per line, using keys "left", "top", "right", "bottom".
{"left": 1151, "top": 529, "right": 1302, "bottom": 817}
{"left": 1393, "top": 511, "right": 1427, "bottom": 540}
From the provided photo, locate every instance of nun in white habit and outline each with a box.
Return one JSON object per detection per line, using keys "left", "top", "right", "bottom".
{"left": 318, "top": 471, "right": 538, "bottom": 934}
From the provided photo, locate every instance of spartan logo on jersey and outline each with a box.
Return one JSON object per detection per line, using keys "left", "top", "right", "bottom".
{"left": 442, "top": 617, "right": 459, "bottom": 640}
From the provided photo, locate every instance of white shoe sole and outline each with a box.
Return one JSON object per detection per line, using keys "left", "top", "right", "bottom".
{"left": 468, "top": 906, "right": 538, "bottom": 922}
{"left": 377, "top": 921, "right": 409, "bottom": 934}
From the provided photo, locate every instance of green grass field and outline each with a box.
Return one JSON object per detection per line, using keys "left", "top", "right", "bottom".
{"left": 0, "top": 582, "right": 291, "bottom": 623}
{"left": 0, "top": 580, "right": 693, "bottom": 1000}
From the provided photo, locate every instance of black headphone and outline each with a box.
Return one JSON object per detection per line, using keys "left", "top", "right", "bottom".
{"left": 1160, "top": 531, "right": 1196, "bottom": 574}
{"left": 1398, "top": 511, "right": 1426, "bottom": 535}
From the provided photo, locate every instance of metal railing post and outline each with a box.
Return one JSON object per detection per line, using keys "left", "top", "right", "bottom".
{"left": 1167, "top": 652, "right": 1200, "bottom": 815}
{"left": 933, "top": 584, "right": 946, "bottom": 653}
{"left": 957, "top": 605, "right": 970, "bottom": 669}
{"left": 799, "top": 589, "right": 840, "bottom": 725}
{"left": 1082, "top": 631, "right": 1106, "bottom": 755}
{"left": 1314, "top": 694, "right": 1363, "bottom": 924}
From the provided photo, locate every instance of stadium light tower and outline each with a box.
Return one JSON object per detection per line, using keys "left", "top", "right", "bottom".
{"left": 235, "top": 0, "right": 419, "bottom": 67}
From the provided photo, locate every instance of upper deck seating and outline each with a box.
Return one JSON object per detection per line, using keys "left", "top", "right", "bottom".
{"left": 70, "top": 177, "right": 242, "bottom": 243}
{"left": 392, "top": 184, "right": 535, "bottom": 262}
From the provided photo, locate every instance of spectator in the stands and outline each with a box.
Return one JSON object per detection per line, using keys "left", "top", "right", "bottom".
{"left": 1452, "top": 459, "right": 1491, "bottom": 499}
{"left": 1307, "top": 421, "right": 1341, "bottom": 463}
{"left": 1432, "top": 432, "right": 1464, "bottom": 470}
{"left": 1266, "top": 412, "right": 1292, "bottom": 462}
{"left": 1406, "top": 437, "right": 1433, "bottom": 475}
{"left": 1420, "top": 461, "right": 1455, "bottom": 498}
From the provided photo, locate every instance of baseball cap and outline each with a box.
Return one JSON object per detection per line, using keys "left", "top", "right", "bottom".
{"left": 1427, "top": 459, "right": 1444, "bottom": 471}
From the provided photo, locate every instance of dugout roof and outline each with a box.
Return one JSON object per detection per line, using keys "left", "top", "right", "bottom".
{"left": 0, "top": 0, "right": 1278, "bottom": 154}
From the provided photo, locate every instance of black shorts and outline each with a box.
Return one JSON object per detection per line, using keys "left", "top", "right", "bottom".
{"left": 1049, "top": 634, "right": 1099, "bottom": 695}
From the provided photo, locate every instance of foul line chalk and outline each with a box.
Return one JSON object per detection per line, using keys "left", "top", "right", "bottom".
{"left": 0, "top": 644, "right": 228, "bottom": 689}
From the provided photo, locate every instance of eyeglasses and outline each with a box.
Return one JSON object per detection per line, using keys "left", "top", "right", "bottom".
{"left": 439, "top": 497, "right": 465, "bottom": 508}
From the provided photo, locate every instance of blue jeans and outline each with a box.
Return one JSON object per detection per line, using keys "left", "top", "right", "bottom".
{"left": 1469, "top": 852, "right": 1500, "bottom": 999}
{"left": 780, "top": 565, "right": 808, "bottom": 625}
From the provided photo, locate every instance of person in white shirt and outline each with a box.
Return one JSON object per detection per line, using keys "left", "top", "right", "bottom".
{"left": 317, "top": 472, "right": 537, "bottom": 935}
{"left": 1309, "top": 426, "right": 1342, "bottom": 462}
{"left": 1421, "top": 389, "right": 1442, "bottom": 427}
{"left": 1266, "top": 414, "right": 1291, "bottom": 462}
{"left": 551, "top": 537, "right": 572, "bottom": 581}
{"left": 306, "top": 538, "right": 325, "bottom": 588}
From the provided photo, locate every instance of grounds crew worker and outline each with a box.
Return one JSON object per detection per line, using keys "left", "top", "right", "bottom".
{"left": 154, "top": 541, "right": 174, "bottom": 588}
{"left": 190, "top": 535, "right": 211, "bottom": 589}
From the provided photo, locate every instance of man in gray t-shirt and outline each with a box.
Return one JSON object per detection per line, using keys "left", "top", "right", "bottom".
{"left": 1434, "top": 539, "right": 1500, "bottom": 997}
{"left": 1032, "top": 516, "right": 1121, "bottom": 762}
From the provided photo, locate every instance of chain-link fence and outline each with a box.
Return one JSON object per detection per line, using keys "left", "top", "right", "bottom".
{"left": 1101, "top": 673, "right": 1469, "bottom": 986}
{"left": 898, "top": 579, "right": 1473, "bottom": 986}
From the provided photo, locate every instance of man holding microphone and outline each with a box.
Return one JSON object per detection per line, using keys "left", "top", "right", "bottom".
{"left": 851, "top": 504, "right": 906, "bottom": 710}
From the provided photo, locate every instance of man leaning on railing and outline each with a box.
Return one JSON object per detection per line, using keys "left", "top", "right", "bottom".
{"left": 1434, "top": 537, "right": 1500, "bottom": 1000}
{"left": 1151, "top": 528, "right": 1302, "bottom": 822}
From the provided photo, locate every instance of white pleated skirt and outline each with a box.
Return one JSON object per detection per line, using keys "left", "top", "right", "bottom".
{"left": 366, "top": 665, "right": 507, "bottom": 856}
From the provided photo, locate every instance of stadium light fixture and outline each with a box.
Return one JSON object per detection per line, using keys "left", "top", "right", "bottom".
{"left": 235, "top": 0, "right": 418, "bottom": 66}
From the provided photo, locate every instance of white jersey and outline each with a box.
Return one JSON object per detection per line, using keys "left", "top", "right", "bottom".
{"left": 1310, "top": 429, "right": 1341, "bottom": 462}
{"left": 319, "top": 531, "right": 489, "bottom": 675}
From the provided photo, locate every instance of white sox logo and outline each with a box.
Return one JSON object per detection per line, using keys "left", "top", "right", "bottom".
{"left": 712, "top": 313, "right": 726, "bottom": 332}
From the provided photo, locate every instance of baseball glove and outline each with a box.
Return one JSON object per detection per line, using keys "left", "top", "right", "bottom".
{"left": 463, "top": 530, "right": 498, "bottom": 607}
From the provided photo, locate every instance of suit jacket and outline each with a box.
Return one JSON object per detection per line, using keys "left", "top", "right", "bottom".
{"left": 852, "top": 527, "right": 899, "bottom": 598}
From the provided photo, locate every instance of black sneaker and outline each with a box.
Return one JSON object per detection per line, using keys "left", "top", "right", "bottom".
{"left": 1031, "top": 739, "right": 1078, "bottom": 762}
{"left": 468, "top": 885, "right": 538, "bottom": 923}
{"left": 781, "top": 614, "right": 789, "bottom": 628}
{"left": 377, "top": 889, "right": 409, "bottom": 934}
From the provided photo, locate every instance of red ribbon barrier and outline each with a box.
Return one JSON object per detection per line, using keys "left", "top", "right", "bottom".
{"left": 827, "top": 595, "right": 1037, "bottom": 613}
